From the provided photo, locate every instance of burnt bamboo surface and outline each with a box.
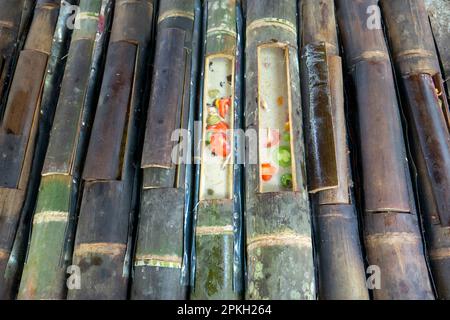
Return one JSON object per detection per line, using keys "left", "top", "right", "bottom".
{"left": 67, "top": 0, "right": 154, "bottom": 300}
{"left": 336, "top": 0, "right": 434, "bottom": 300}
{"left": 245, "top": 0, "right": 315, "bottom": 300}
{"left": 380, "top": 0, "right": 450, "bottom": 300}
{"left": 18, "top": 0, "right": 113, "bottom": 300}
{"left": 0, "top": 0, "right": 34, "bottom": 120}
{"left": 299, "top": 0, "right": 368, "bottom": 300}
{"left": 131, "top": 0, "right": 200, "bottom": 300}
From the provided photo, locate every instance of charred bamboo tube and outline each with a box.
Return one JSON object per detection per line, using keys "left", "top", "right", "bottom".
{"left": 299, "top": 0, "right": 368, "bottom": 300}
{"left": 67, "top": 0, "right": 154, "bottom": 300}
{"left": 380, "top": 0, "right": 450, "bottom": 300}
{"left": 191, "top": 0, "right": 243, "bottom": 300}
{"left": 424, "top": 0, "right": 450, "bottom": 85}
{"left": 0, "top": 0, "right": 34, "bottom": 119}
{"left": 336, "top": 0, "right": 434, "bottom": 300}
{"left": 245, "top": 0, "right": 315, "bottom": 300}
{"left": 17, "top": 0, "right": 113, "bottom": 300}
{"left": 130, "top": 0, "right": 200, "bottom": 300}
{"left": 0, "top": 0, "right": 76, "bottom": 299}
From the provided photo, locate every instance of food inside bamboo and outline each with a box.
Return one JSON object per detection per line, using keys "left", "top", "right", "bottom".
{"left": 0, "top": 0, "right": 449, "bottom": 301}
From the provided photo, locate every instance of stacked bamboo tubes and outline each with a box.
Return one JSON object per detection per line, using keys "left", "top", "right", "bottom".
{"left": 380, "top": 0, "right": 450, "bottom": 300}
{"left": 244, "top": 0, "right": 315, "bottom": 300}
{"left": 18, "top": 0, "right": 113, "bottom": 300}
{"left": 130, "top": 0, "right": 199, "bottom": 300}
{"left": 336, "top": 0, "right": 434, "bottom": 300}
{"left": 67, "top": 0, "right": 154, "bottom": 300}
{"left": 0, "top": 0, "right": 75, "bottom": 299}
{"left": 299, "top": 0, "right": 368, "bottom": 300}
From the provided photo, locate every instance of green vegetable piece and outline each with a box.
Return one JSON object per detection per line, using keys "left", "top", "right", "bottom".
{"left": 281, "top": 173, "right": 293, "bottom": 188}
{"left": 275, "top": 146, "right": 292, "bottom": 168}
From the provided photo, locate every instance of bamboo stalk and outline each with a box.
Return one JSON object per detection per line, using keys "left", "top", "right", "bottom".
{"left": 66, "top": 0, "right": 154, "bottom": 300}
{"left": 299, "top": 0, "right": 369, "bottom": 300}
{"left": 245, "top": 0, "right": 315, "bottom": 300}
{"left": 0, "top": 0, "right": 76, "bottom": 299}
{"left": 0, "top": 0, "right": 34, "bottom": 120}
{"left": 380, "top": 0, "right": 450, "bottom": 300}
{"left": 17, "top": 0, "right": 113, "bottom": 300}
{"left": 190, "top": 0, "right": 243, "bottom": 300}
{"left": 424, "top": 0, "right": 450, "bottom": 86}
{"left": 336, "top": 0, "right": 434, "bottom": 300}
{"left": 130, "top": 0, "right": 200, "bottom": 300}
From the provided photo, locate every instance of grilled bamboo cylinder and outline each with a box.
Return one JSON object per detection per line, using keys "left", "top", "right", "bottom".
{"left": 191, "top": 0, "right": 242, "bottom": 300}
{"left": 424, "top": 0, "right": 450, "bottom": 85}
{"left": 380, "top": 0, "right": 450, "bottom": 300}
{"left": 245, "top": 0, "right": 315, "bottom": 300}
{"left": 18, "top": 0, "right": 113, "bottom": 300}
{"left": 67, "top": 0, "right": 154, "bottom": 300}
{"left": 336, "top": 0, "right": 434, "bottom": 300}
{"left": 130, "top": 0, "right": 199, "bottom": 300}
{"left": 0, "top": 0, "right": 76, "bottom": 299}
{"left": 299, "top": 0, "right": 368, "bottom": 300}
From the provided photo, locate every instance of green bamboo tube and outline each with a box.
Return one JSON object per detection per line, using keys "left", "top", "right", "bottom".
{"left": 18, "top": 0, "right": 113, "bottom": 300}
{"left": 245, "top": 0, "right": 315, "bottom": 300}
{"left": 190, "top": 0, "right": 241, "bottom": 301}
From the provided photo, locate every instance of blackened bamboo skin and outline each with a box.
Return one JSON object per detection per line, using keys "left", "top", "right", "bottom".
{"left": 299, "top": 0, "right": 368, "bottom": 300}
{"left": 336, "top": 0, "right": 434, "bottom": 300}
{"left": 0, "top": 0, "right": 28, "bottom": 119}
{"left": 18, "top": 0, "right": 113, "bottom": 300}
{"left": 67, "top": 0, "right": 154, "bottom": 300}
{"left": 190, "top": 0, "right": 241, "bottom": 301}
{"left": 245, "top": 0, "right": 315, "bottom": 300}
{"left": 380, "top": 0, "right": 450, "bottom": 299}
{"left": 0, "top": 0, "right": 72, "bottom": 299}
{"left": 130, "top": 0, "right": 197, "bottom": 300}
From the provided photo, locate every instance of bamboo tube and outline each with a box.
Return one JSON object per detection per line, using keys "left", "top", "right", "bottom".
{"left": 380, "top": 0, "right": 450, "bottom": 300}
{"left": 190, "top": 0, "right": 243, "bottom": 300}
{"left": 0, "top": 0, "right": 76, "bottom": 299}
{"left": 18, "top": 0, "right": 113, "bottom": 300}
{"left": 424, "top": 0, "right": 450, "bottom": 84}
{"left": 130, "top": 0, "right": 200, "bottom": 300}
{"left": 336, "top": 0, "right": 434, "bottom": 300}
{"left": 299, "top": 0, "right": 368, "bottom": 300}
{"left": 244, "top": 0, "right": 315, "bottom": 300}
{"left": 67, "top": 0, "right": 154, "bottom": 300}
{"left": 0, "top": 0, "right": 34, "bottom": 120}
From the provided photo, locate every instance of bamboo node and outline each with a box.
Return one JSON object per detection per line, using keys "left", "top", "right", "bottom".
{"left": 247, "top": 233, "right": 312, "bottom": 251}
{"left": 247, "top": 18, "right": 297, "bottom": 35}
{"left": 195, "top": 225, "right": 234, "bottom": 236}
{"left": 429, "top": 248, "right": 450, "bottom": 261}
{"left": 134, "top": 254, "right": 182, "bottom": 269}
{"left": 33, "top": 210, "right": 69, "bottom": 224}
{"left": 158, "top": 10, "right": 195, "bottom": 24}
{"left": 74, "top": 243, "right": 126, "bottom": 257}
{"left": 365, "top": 232, "right": 421, "bottom": 245}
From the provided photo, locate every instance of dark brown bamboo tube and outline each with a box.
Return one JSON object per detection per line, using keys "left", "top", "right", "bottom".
{"left": 336, "top": 0, "right": 434, "bottom": 300}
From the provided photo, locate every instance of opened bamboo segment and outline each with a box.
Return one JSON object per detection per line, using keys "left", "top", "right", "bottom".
{"left": 200, "top": 55, "right": 235, "bottom": 200}
{"left": 257, "top": 44, "right": 296, "bottom": 193}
